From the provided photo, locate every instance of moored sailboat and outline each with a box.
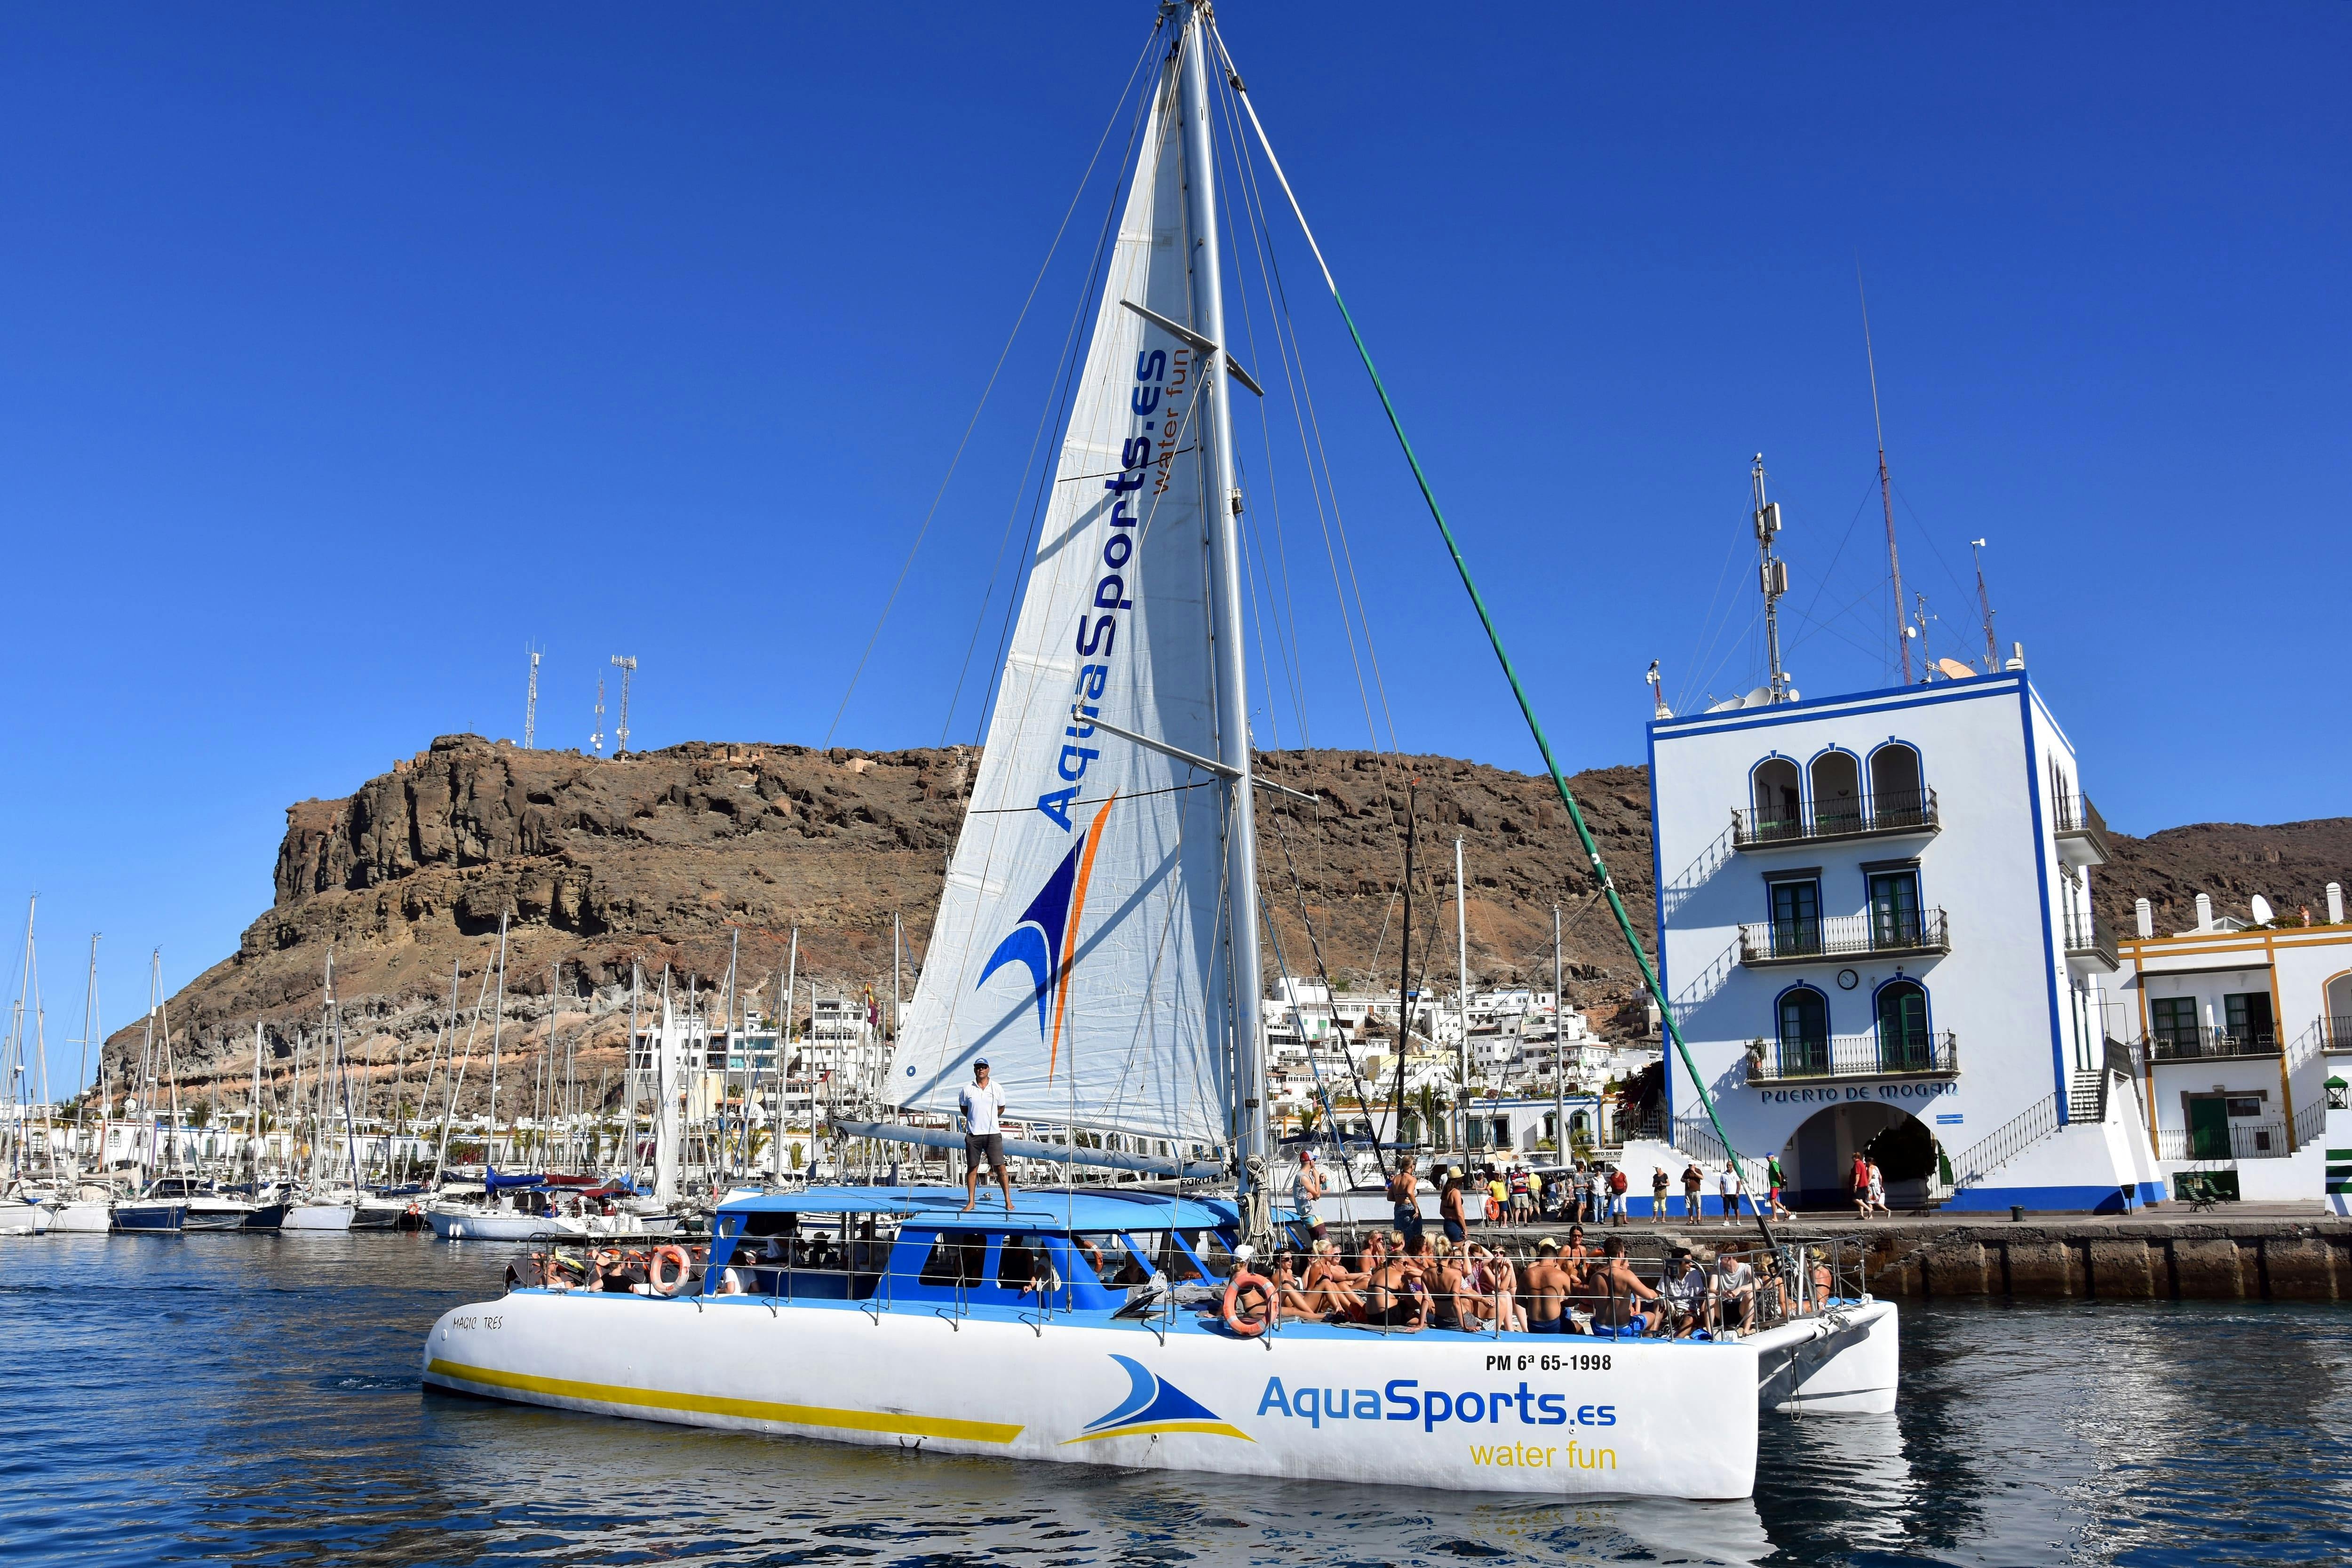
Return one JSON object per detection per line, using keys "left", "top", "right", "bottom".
{"left": 423, "top": 1, "right": 1896, "bottom": 1498}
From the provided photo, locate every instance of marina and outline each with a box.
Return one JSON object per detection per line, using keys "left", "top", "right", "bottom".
{"left": 1, "top": 1, "right": 2345, "bottom": 1560}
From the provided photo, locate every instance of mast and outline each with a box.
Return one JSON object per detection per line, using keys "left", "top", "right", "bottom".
{"left": 249, "top": 1019, "right": 263, "bottom": 1178}
{"left": 654, "top": 965, "right": 677, "bottom": 1204}
{"left": 485, "top": 914, "right": 509, "bottom": 1171}
{"left": 1388, "top": 785, "right": 1414, "bottom": 1171}
{"left": 1858, "top": 268, "right": 1912, "bottom": 685}
{"left": 1971, "top": 538, "right": 1998, "bottom": 673}
{"left": 775, "top": 930, "right": 796, "bottom": 1180}
{"left": 1175, "top": 0, "right": 1265, "bottom": 1184}
{"left": 76, "top": 934, "right": 100, "bottom": 1155}
{"left": 1752, "top": 454, "right": 1789, "bottom": 702}
{"left": 1552, "top": 904, "right": 1564, "bottom": 1162}
{"left": 1454, "top": 838, "right": 1469, "bottom": 1154}
{"left": 622, "top": 961, "right": 642, "bottom": 1189}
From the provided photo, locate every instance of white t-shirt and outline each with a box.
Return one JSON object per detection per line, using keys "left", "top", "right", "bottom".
{"left": 959, "top": 1080, "right": 1007, "bottom": 1135}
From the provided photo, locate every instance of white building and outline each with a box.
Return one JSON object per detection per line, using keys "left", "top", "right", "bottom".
{"left": 1645, "top": 667, "right": 2161, "bottom": 1213}
{"left": 2109, "top": 885, "right": 2346, "bottom": 1201}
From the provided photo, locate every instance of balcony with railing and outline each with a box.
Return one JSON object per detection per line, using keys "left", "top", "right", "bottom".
{"left": 1739, "top": 908, "right": 1950, "bottom": 966}
{"left": 2320, "top": 1015, "right": 2352, "bottom": 1052}
{"left": 1747, "top": 1030, "right": 1959, "bottom": 1083}
{"left": 2062, "top": 907, "right": 2120, "bottom": 971}
{"left": 2158, "top": 1120, "right": 2291, "bottom": 1162}
{"left": 2052, "top": 791, "right": 2111, "bottom": 868}
{"left": 1732, "top": 788, "right": 1939, "bottom": 852}
{"left": 2144, "top": 1026, "right": 2284, "bottom": 1063}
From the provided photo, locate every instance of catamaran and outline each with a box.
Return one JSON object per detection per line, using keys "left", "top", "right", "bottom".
{"left": 422, "top": 0, "right": 1897, "bottom": 1498}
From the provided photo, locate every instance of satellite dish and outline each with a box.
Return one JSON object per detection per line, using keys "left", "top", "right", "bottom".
{"left": 2251, "top": 895, "right": 2275, "bottom": 925}
{"left": 1935, "top": 658, "right": 1976, "bottom": 681}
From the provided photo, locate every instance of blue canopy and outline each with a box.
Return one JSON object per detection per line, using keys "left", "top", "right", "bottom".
{"left": 715, "top": 1184, "right": 1238, "bottom": 1234}
{"left": 482, "top": 1171, "right": 547, "bottom": 1192}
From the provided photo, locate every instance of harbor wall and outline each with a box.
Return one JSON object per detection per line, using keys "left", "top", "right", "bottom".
{"left": 1851, "top": 1217, "right": 2352, "bottom": 1301}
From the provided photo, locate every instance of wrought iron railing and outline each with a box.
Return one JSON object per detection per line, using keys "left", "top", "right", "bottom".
{"left": 2160, "top": 1120, "right": 2290, "bottom": 1162}
{"left": 2318, "top": 1015, "right": 2352, "bottom": 1051}
{"left": 1739, "top": 908, "right": 1949, "bottom": 964}
{"left": 1747, "top": 1030, "right": 1959, "bottom": 1082}
{"left": 2052, "top": 792, "right": 2111, "bottom": 859}
{"left": 1936, "top": 1094, "right": 2059, "bottom": 1200}
{"left": 1731, "top": 788, "right": 1939, "bottom": 849}
{"left": 2145, "top": 1026, "right": 2282, "bottom": 1062}
{"left": 2063, "top": 909, "right": 2119, "bottom": 967}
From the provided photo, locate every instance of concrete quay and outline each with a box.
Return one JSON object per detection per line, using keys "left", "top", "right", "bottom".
{"left": 1451, "top": 1203, "right": 2352, "bottom": 1301}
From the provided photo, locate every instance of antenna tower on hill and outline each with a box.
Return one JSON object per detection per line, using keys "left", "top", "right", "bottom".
{"left": 591, "top": 675, "right": 606, "bottom": 756}
{"left": 523, "top": 645, "right": 542, "bottom": 749}
{"left": 611, "top": 655, "right": 637, "bottom": 753}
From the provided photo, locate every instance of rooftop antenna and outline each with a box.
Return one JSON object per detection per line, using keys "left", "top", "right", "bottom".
{"left": 610, "top": 655, "right": 637, "bottom": 753}
{"left": 1970, "top": 538, "right": 1998, "bottom": 673}
{"left": 523, "top": 645, "right": 541, "bottom": 750}
{"left": 1645, "top": 660, "right": 1671, "bottom": 720}
{"left": 590, "top": 673, "right": 606, "bottom": 756}
{"left": 1751, "top": 454, "right": 1790, "bottom": 703}
{"left": 1858, "top": 265, "right": 1913, "bottom": 686}
{"left": 1912, "top": 592, "right": 1931, "bottom": 680}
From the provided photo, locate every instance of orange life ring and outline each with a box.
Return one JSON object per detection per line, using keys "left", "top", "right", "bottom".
{"left": 650, "top": 1244, "right": 693, "bottom": 1296}
{"left": 1222, "top": 1269, "right": 1278, "bottom": 1337}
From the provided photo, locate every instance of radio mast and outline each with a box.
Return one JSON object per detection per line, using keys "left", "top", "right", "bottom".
{"left": 1858, "top": 268, "right": 1913, "bottom": 685}
{"left": 591, "top": 674, "right": 605, "bottom": 756}
{"left": 523, "top": 646, "right": 541, "bottom": 749}
{"left": 610, "top": 656, "right": 637, "bottom": 753}
{"left": 1970, "top": 539, "right": 1999, "bottom": 673}
{"left": 1752, "top": 454, "right": 1789, "bottom": 703}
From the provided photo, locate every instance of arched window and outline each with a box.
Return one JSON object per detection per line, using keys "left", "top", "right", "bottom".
{"left": 1870, "top": 742, "right": 1925, "bottom": 828}
{"left": 2326, "top": 974, "right": 2352, "bottom": 1048}
{"left": 1777, "top": 986, "right": 1830, "bottom": 1077}
{"left": 1875, "top": 980, "right": 1931, "bottom": 1072}
{"left": 1810, "top": 749, "right": 1862, "bottom": 834}
{"left": 1751, "top": 757, "right": 1802, "bottom": 840}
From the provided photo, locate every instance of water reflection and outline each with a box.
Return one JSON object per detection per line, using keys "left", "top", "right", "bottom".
{"left": 2, "top": 1237, "right": 2348, "bottom": 1565}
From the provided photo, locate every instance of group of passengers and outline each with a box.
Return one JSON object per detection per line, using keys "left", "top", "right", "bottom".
{"left": 1256, "top": 1226, "right": 1800, "bottom": 1338}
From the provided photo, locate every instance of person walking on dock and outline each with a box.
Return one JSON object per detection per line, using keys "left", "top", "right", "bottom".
{"left": 1681, "top": 1162, "right": 1706, "bottom": 1221}
{"left": 1651, "top": 1166, "right": 1670, "bottom": 1221}
{"left": 1766, "top": 1154, "right": 1791, "bottom": 1220}
{"left": 958, "top": 1059, "right": 1013, "bottom": 1212}
{"left": 1388, "top": 1161, "right": 1424, "bottom": 1247}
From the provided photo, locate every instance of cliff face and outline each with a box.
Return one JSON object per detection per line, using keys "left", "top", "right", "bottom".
{"left": 101, "top": 732, "right": 2351, "bottom": 1112}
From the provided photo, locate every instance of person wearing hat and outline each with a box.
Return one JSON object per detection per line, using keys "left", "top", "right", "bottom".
{"left": 958, "top": 1058, "right": 1013, "bottom": 1212}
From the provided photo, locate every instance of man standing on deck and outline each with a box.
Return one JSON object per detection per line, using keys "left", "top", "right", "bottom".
{"left": 958, "top": 1059, "right": 1013, "bottom": 1212}
{"left": 1388, "top": 1160, "right": 1424, "bottom": 1247}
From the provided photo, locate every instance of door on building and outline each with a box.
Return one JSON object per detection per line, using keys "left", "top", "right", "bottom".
{"left": 1875, "top": 981, "right": 1931, "bottom": 1072}
{"left": 2150, "top": 995, "right": 2200, "bottom": 1055}
{"left": 1770, "top": 878, "right": 1822, "bottom": 958}
{"left": 2186, "top": 1095, "right": 2231, "bottom": 1160}
{"left": 1778, "top": 986, "right": 1830, "bottom": 1077}
{"left": 1868, "top": 870, "right": 1923, "bottom": 949}
{"left": 2222, "top": 992, "right": 2276, "bottom": 1051}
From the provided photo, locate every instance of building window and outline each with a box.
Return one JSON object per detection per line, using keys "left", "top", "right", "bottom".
{"left": 1867, "top": 869, "right": 1923, "bottom": 949}
{"left": 1868, "top": 743, "right": 1924, "bottom": 826}
{"left": 1777, "top": 986, "right": 1830, "bottom": 1076}
{"left": 1875, "top": 980, "right": 1931, "bottom": 1072}
{"left": 1810, "top": 750, "right": 1862, "bottom": 835}
{"left": 1769, "top": 877, "right": 1823, "bottom": 957}
{"left": 1752, "top": 758, "right": 1803, "bottom": 840}
{"left": 2150, "top": 996, "right": 2198, "bottom": 1046}
{"left": 2223, "top": 992, "right": 2275, "bottom": 1048}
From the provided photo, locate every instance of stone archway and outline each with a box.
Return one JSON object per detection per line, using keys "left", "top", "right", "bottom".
{"left": 1781, "top": 1100, "right": 1939, "bottom": 1210}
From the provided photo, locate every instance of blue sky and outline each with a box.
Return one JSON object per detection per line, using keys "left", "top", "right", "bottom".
{"left": 3, "top": 3, "right": 2344, "bottom": 1087}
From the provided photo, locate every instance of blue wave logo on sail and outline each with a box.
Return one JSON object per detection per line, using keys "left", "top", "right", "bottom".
{"left": 977, "top": 795, "right": 1116, "bottom": 1080}
{"left": 1061, "top": 1354, "right": 1253, "bottom": 1446}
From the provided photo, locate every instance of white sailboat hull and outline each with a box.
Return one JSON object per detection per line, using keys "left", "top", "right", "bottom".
{"left": 50, "top": 1201, "right": 115, "bottom": 1233}
{"left": 0, "top": 1201, "right": 50, "bottom": 1235}
{"left": 426, "top": 1207, "right": 579, "bottom": 1242}
{"left": 420, "top": 1293, "right": 1898, "bottom": 1499}
{"left": 281, "top": 1203, "right": 356, "bottom": 1232}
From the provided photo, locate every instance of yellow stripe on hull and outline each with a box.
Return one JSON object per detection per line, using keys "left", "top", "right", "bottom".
{"left": 425, "top": 1357, "right": 1025, "bottom": 1445}
{"left": 1061, "top": 1420, "right": 1253, "bottom": 1445}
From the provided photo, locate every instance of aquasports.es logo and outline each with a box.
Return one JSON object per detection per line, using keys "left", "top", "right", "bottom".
{"left": 977, "top": 795, "right": 1115, "bottom": 1080}
{"left": 1061, "top": 1354, "right": 1252, "bottom": 1446}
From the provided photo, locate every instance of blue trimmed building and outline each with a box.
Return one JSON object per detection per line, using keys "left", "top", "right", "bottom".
{"left": 1644, "top": 669, "right": 2162, "bottom": 1213}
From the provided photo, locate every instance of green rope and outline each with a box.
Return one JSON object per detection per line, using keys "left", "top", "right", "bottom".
{"left": 1319, "top": 287, "right": 1745, "bottom": 1176}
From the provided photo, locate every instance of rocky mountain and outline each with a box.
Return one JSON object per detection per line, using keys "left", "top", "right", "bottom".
{"left": 100, "top": 733, "right": 2351, "bottom": 1114}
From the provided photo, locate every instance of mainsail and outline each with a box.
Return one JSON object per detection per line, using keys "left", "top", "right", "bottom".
{"left": 896, "top": 36, "right": 1246, "bottom": 1150}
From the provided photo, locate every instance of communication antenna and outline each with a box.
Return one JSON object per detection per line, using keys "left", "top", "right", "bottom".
{"left": 523, "top": 645, "right": 541, "bottom": 750}
{"left": 1858, "top": 265, "right": 1913, "bottom": 685}
{"left": 1912, "top": 592, "right": 1931, "bottom": 679}
{"left": 610, "top": 655, "right": 637, "bottom": 752}
{"left": 1751, "top": 454, "right": 1789, "bottom": 703}
{"left": 1970, "top": 539, "right": 1999, "bottom": 673}
{"left": 1645, "top": 660, "right": 1671, "bottom": 720}
{"left": 591, "top": 674, "right": 605, "bottom": 756}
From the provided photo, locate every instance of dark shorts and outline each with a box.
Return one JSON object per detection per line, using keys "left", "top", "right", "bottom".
{"left": 1394, "top": 1206, "right": 1423, "bottom": 1240}
{"left": 1366, "top": 1302, "right": 1418, "bottom": 1328}
{"left": 1529, "top": 1314, "right": 1565, "bottom": 1334}
{"left": 965, "top": 1132, "right": 1005, "bottom": 1170}
{"left": 1443, "top": 1218, "right": 1466, "bottom": 1243}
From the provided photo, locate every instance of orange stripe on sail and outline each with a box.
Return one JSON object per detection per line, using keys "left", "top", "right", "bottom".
{"left": 1047, "top": 793, "right": 1118, "bottom": 1082}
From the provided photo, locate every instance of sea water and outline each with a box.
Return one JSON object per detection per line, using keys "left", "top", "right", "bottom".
{"left": 2, "top": 1232, "right": 2346, "bottom": 1565}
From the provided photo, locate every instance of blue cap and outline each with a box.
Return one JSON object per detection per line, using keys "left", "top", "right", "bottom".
{"left": 974, "top": 1058, "right": 990, "bottom": 1068}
